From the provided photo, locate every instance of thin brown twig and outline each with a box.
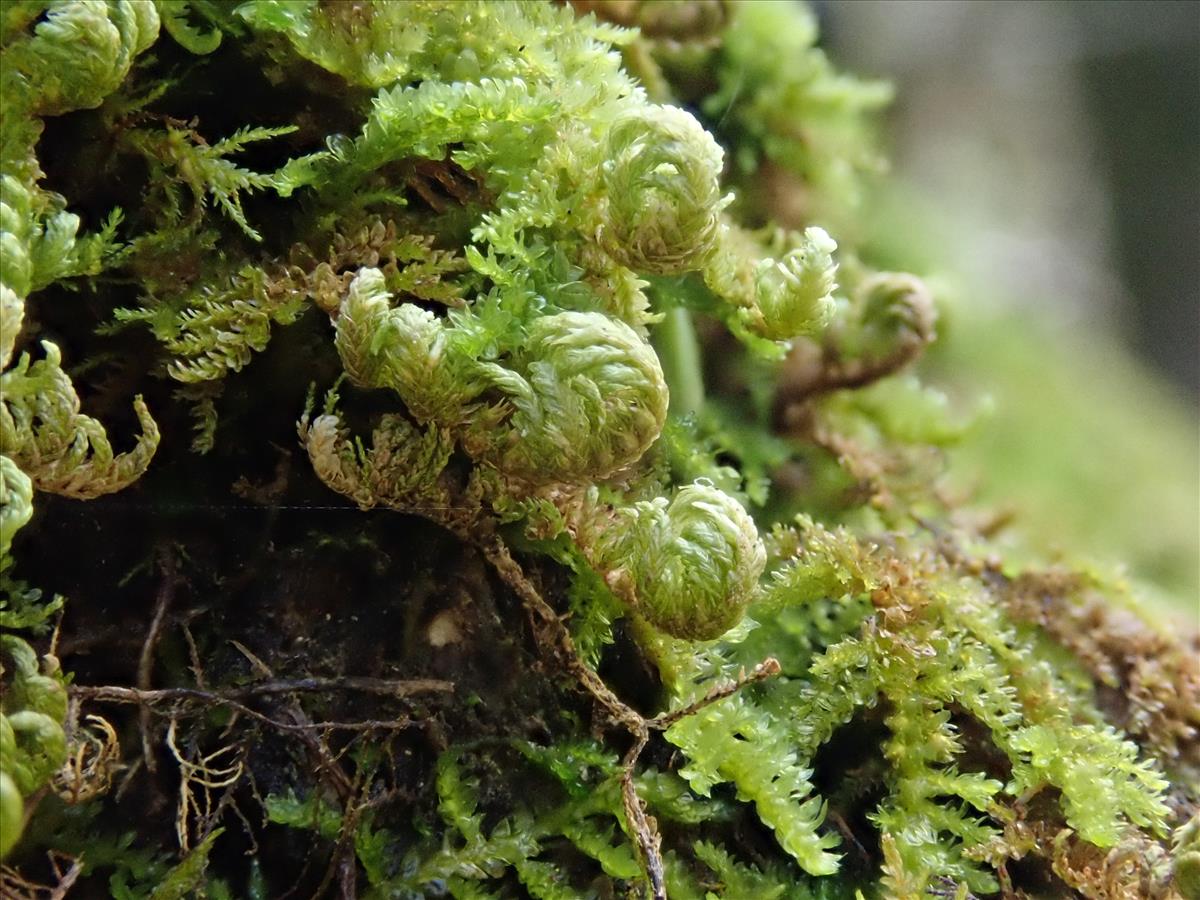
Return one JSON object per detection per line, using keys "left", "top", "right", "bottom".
{"left": 480, "top": 534, "right": 783, "bottom": 900}
{"left": 624, "top": 657, "right": 781, "bottom": 900}
{"left": 138, "top": 545, "right": 179, "bottom": 772}
{"left": 227, "top": 642, "right": 359, "bottom": 804}
{"left": 74, "top": 677, "right": 454, "bottom": 703}
{"left": 482, "top": 536, "right": 644, "bottom": 733}
{"left": 776, "top": 273, "right": 936, "bottom": 410}
{"left": 182, "top": 619, "right": 207, "bottom": 690}
{"left": 323, "top": 773, "right": 375, "bottom": 900}
{"left": 45, "top": 856, "right": 82, "bottom": 900}
{"left": 620, "top": 731, "right": 665, "bottom": 900}
{"left": 368, "top": 493, "right": 782, "bottom": 900}
{"left": 0, "top": 851, "right": 83, "bottom": 900}
{"left": 70, "top": 684, "right": 439, "bottom": 734}
{"left": 480, "top": 536, "right": 674, "bottom": 894}
{"left": 650, "top": 657, "right": 781, "bottom": 730}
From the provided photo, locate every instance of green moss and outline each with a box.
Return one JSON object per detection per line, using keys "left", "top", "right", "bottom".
{"left": 0, "top": 1, "right": 1194, "bottom": 897}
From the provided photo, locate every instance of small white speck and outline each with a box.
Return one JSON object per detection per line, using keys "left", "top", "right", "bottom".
{"left": 427, "top": 610, "right": 463, "bottom": 647}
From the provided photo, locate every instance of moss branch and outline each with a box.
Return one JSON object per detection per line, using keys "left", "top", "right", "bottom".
{"left": 653, "top": 304, "right": 706, "bottom": 419}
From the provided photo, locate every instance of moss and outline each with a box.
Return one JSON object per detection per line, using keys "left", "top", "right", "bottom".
{"left": 0, "top": 2, "right": 1194, "bottom": 897}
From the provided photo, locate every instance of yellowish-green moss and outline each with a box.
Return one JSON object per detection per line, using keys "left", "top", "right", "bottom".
{"left": 0, "top": 2, "right": 1194, "bottom": 897}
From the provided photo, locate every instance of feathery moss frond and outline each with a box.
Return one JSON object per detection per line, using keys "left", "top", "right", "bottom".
{"left": 587, "top": 482, "right": 766, "bottom": 640}
{"left": 1, "top": 3, "right": 162, "bottom": 515}
{"left": 125, "top": 123, "right": 297, "bottom": 240}
{"left": 298, "top": 406, "right": 454, "bottom": 514}
{"left": 0, "top": 455, "right": 33, "bottom": 559}
{"left": 1, "top": 0, "right": 159, "bottom": 183}
{"left": 0, "top": 341, "right": 159, "bottom": 499}
{"left": 117, "top": 219, "right": 470, "bottom": 386}
{"left": 157, "top": 0, "right": 223, "bottom": 54}
{"left": 598, "top": 105, "right": 729, "bottom": 275}
{"left": 0, "top": 634, "right": 67, "bottom": 858}
{"left": 652, "top": 520, "right": 1173, "bottom": 891}
{"left": 237, "top": 0, "right": 464, "bottom": 89}
{"left": 337, "top": 266, "right": 669, "bottom": 486}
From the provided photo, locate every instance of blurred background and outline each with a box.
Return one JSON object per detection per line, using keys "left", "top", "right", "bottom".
{"left": 819, "top": 0, "right": 1199, "bottom": 399}
{"left": 813, "top": 0, "right": 1199, "bottom": 607}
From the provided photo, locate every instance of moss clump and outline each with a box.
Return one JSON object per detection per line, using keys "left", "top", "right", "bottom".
{"left": 1, "top": 2, "right": 1195, "bottom": 898}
